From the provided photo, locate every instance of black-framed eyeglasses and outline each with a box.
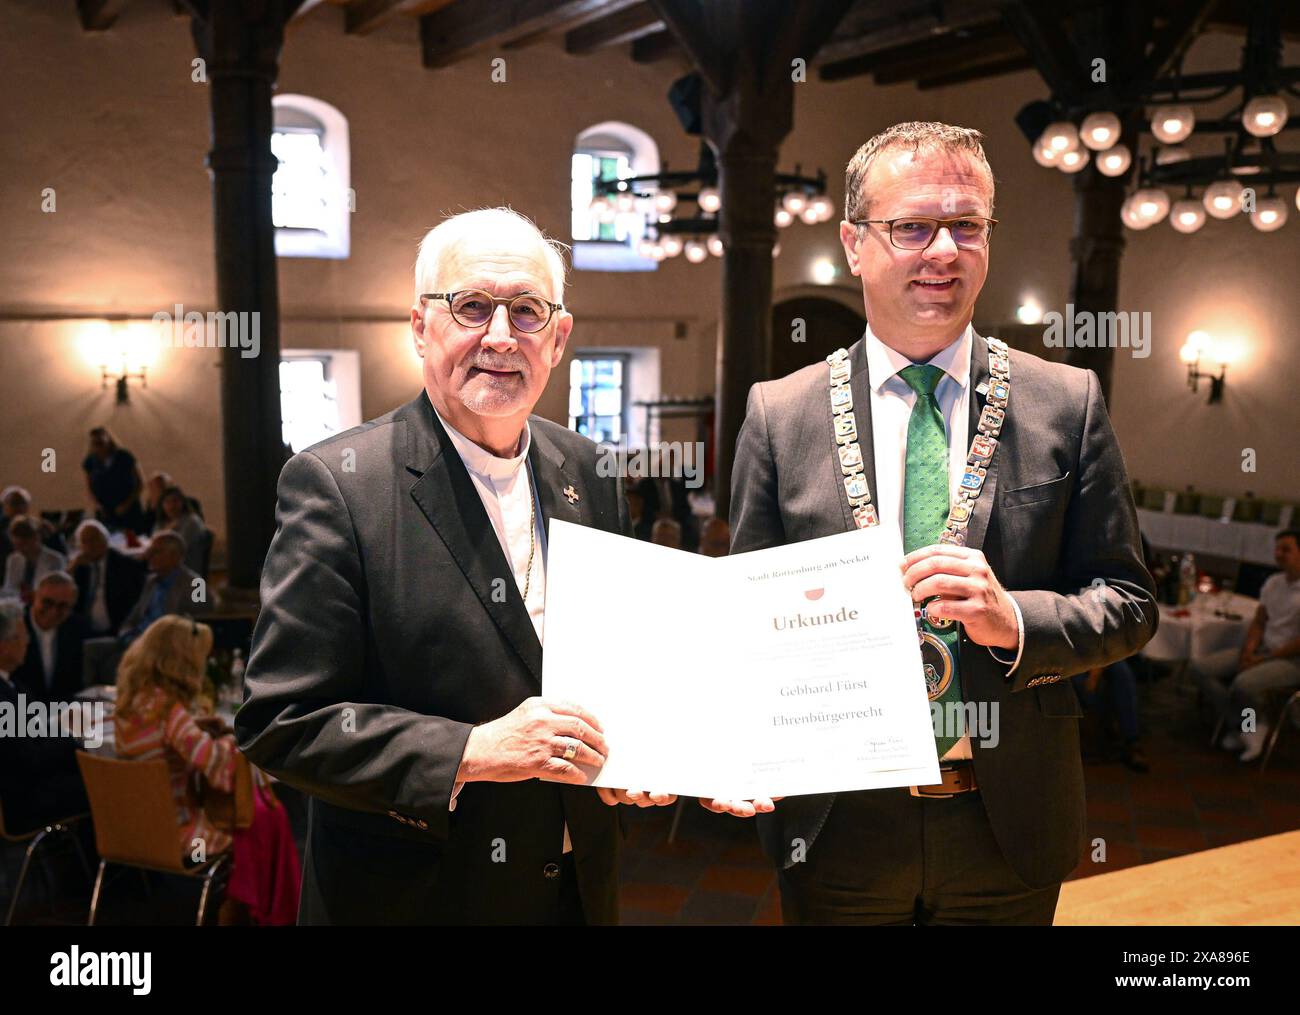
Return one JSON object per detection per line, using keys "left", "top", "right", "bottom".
{"left": 420, "top": 290, "right": 563, "bottom": 334}
{"left": 850, "top": 216, "right": 998, "bottom": 251}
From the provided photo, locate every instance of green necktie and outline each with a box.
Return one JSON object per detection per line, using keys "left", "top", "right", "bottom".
{"left": 900, "top": 364, "right": 964, "bottom": 758}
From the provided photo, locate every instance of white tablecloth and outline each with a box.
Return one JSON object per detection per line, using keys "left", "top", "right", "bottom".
{"left": 1137, "top": 508, "right": 1287, "bottom": 567}
{"left": 1140, "top": 592, "right": 1258, "bottom": 663}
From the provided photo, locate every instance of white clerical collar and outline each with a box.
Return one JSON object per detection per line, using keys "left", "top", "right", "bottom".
{"left": 864, "top": 323, "right": 973, "bottom": 394}
{"left": 434, "top": 406, "right": 532, "bottom": 483}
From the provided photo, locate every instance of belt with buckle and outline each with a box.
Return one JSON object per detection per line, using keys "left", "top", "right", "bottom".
{"left": 909, "top": 761, "right": 978, "bottom": 799}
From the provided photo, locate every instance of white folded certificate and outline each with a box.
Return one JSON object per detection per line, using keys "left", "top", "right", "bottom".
{"left": 542, "top": 521, "right": 941, "bottom": 799}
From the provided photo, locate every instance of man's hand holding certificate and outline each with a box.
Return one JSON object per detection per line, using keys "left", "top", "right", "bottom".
{"left": 543, "top": 522, "right": 941, "bottom": 802}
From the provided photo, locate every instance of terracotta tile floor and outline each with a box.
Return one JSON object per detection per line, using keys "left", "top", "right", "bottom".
{"left": 617, "top": 673, "right": 1300, "bottom": 925}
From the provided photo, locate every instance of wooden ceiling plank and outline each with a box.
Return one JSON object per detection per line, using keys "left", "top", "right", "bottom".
{"left": 420, "top": 0, "right": 642, "bottom": 67}
{"left": 820, "top": 17, "right": 1015, "bottom": 80}
{"left": 815, "top": 0, "right": 1005, "bottom": 66}
{"left": 871, "top": 33, "right": 1026, "bottom": 86}
{"left": 76, "top": 0, "right": 129, "bottom": 31}
{"left": 630, "top": 27, "right": 679, "bottom": 63}
{"left": 346, "top": 0, "right": 454, "bottom": 36}
{"left": 917, "top": 52, "right": 1035, "bottom": 89}
{"left": 565, "top": 2, "right": 663, "bottom": 54}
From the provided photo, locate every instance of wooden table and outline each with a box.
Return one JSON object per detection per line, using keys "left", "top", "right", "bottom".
{"left": 1056, "top": 830, "right": 1300, "bottom": 925}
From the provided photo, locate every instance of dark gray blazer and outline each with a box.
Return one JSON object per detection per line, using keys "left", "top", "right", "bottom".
{"left": 730, "top": 332, "right": 1157, "bottom": 890}
{"left": 236, "top": 392, "right": 628, "bottom": 925}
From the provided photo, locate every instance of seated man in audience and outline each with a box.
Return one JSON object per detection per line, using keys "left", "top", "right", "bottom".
{"left": 1191, "top": 529, "right": 1300, "bottom": 762}
{"left": 12, "top": 572, "right": 85, "bottom": 703}
{"left": 699, "top": 516, "right": 730, "bottom": 558}
{"left": 1071, "top": 658, "right": 1147, "bottom": 772}
{"left": 81, "top": 531, "right": 208, "bottom": 686}
{"left": 2, "top": 515, "right": 68, "bottom": 603}
{"left": 0, "top": 600, "right": 89, "bottom": 835}
{"left": 70, "top": 519, "right": 146, "bottom": 635}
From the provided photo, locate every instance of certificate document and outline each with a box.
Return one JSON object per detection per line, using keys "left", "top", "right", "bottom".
{"left": 542, "top": 521, "right": 940, "bottom": 799}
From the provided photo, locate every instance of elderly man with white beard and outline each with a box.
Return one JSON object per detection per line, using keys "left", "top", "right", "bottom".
{"left": 237, "top": 208, "right": 672, "bottom": 926}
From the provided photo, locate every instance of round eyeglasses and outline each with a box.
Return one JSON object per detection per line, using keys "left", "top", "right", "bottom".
{"left": 850, "top": 216, "right": 997, "bottom": 251}
{"left": 420, "top": 290, "right": 563, "bottom": 334}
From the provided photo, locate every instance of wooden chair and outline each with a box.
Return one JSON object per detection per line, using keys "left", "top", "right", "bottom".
{"left": 1261, "top": 690, "right": 1300, "bottom": 773}
{"left": 75, "top": 751, "right": 253, "bottom": 925}
{"left": 0, "top": 801, "right": 90, "bottom": 925}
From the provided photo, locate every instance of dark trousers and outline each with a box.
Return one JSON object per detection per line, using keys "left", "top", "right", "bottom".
{"left": 777, "top": 788, "right": 1061, "bottom": 925}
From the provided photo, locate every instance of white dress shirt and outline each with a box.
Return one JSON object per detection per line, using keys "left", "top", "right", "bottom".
{"left": 1259, "top": 572, "right": 1300, "bottom": 654}
{"left": 34, "top": 620, "right": 57, "bottom": 689}
{"left": 862, "top": 324, "right": 1023, "bottom": 762}
{"left": 436, "top": 409, "right": 547, "bottom": 641}
{"left": 435, "top": 409, "right": 571, "bottom": 853}
{"left": 88, "top": 557, "right": 112, "bottom": 633}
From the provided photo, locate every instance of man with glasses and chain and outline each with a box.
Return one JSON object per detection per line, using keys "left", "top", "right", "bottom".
{"left": 237, "top": 208, "right": 672, "bottom": 926}
{"left": 723, "top": 122, "right": 1156, "bottom": 925}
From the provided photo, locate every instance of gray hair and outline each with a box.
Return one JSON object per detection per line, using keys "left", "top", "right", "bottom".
{"left": 0, "top": 598, "right": 23, "bottom": 641}
{"left": 36, "top": 570, "right": 77, "bottom": 592}
{"left": 75, "top": 518, "right": 110, "bottom": 542}
{"left": 844, "top": 121, "right": 995, "bottom": 223}
{"left": 1, "top": 486, "right": 31, "bottom": 507}
{"left": 150, "top": 530, "right": 186, "bottom": 555}
{"left": 413, "top": 207, "right": 569, "bottom": 308}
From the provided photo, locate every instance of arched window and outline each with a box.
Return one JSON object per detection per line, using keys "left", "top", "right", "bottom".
{"left": 570, "top": 121, "right": 659, "bottom": 272}
{"left": 271, "top": 94, "right": 350, "bottom": 259}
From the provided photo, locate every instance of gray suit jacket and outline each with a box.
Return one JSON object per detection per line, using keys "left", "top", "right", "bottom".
{"left": 730, "top": 332, "right": 1157, "bottom": 889}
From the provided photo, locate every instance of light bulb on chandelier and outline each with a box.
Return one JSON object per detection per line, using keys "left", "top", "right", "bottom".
{"left": 1202, "top": 179, "right": 1245, "bottom": 219}
{"left": 1080, "top": 111, "right": 1121, "bottom": 150}
{"left": 1242, "top": 94, "right": 1288, "bottom": 138}
{"left": 1150, "top": 105, "right": 1195, "bottom": 144}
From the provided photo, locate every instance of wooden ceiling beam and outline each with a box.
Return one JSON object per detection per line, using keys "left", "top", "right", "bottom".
{"left": 646, "top": 0, "right": 726, "bottom": 93}
{"left": 820, "top": 17, "right": 1014, "bottom": 81}
{"left": 345, "top": 0, "right": 452, "bottom": 36}
{"left": 871, "top": 32, "right": 1026, "bottom": 86}
{"left": 814, "top": 0, "right": 1005, "bottom": 67}
{"left": 565, "top": 2, "right": 663, "bottom": 54}
{"left": 420, "top": 0, "right": 642, "bottom": 67}
{"left": 1145, "top": 0, "right": 1218, "bottom": 78}
{"left": 76, "top": 0, "right": 130, "bottom": 31}
{"left": 630, "top": 27, "right": 679, "bottom": 63}
{"left": 917, "top": 52, "right": 1035, "bottom": 89}
{"left": 999, "top": 0, "right": 1088, "bottom": 103}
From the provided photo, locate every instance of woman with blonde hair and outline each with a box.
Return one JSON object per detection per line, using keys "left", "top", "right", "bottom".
{"left": 114, "top": 615, "right": 300, "bottom": 924}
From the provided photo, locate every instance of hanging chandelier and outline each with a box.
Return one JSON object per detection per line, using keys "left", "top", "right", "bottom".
{"left": 1022, "top": 0, "right": 1299, "bottom": 234}
{"left": 588, "top": 144, "right": 834, "bottom": 262}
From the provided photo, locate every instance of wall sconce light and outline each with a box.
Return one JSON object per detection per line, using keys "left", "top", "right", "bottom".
{"left": 1178, "top": 330, "right": 1237, "bottom": 404}
{"left": 85, "top": 320, "right": 153, "bottom": 404}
